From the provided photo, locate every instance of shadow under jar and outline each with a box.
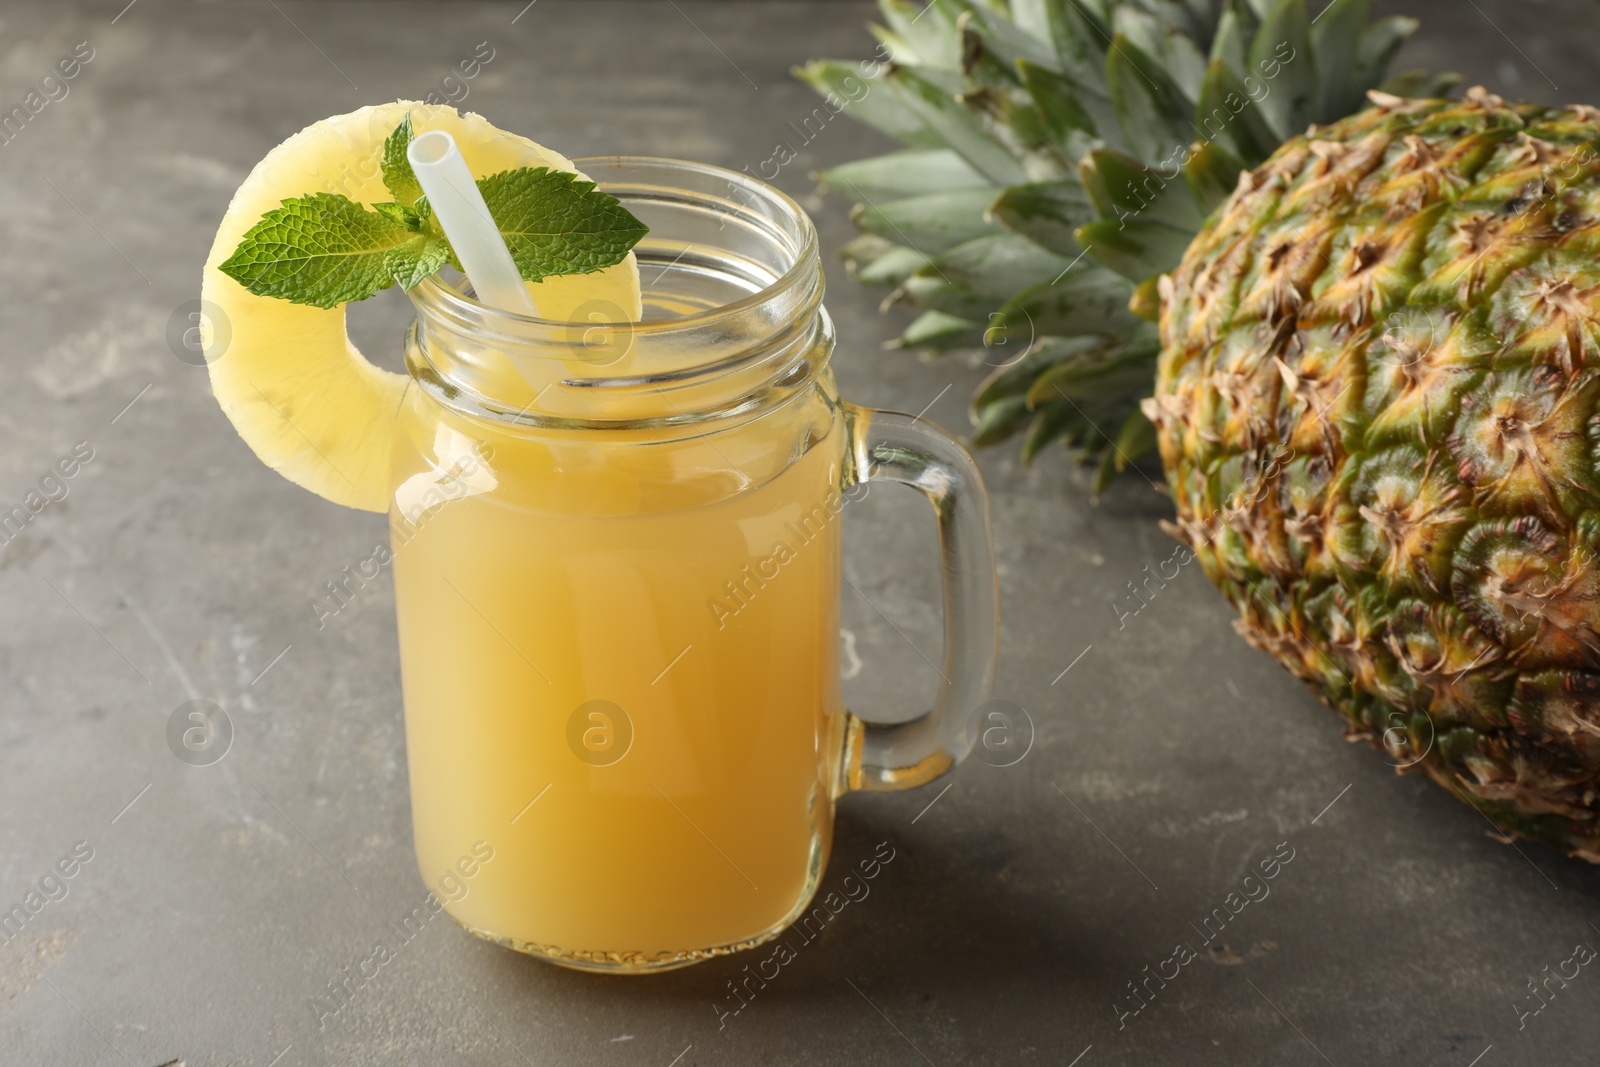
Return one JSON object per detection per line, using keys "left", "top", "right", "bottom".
{"left": 389, "top": 157, "right": 998, "bottom": 972}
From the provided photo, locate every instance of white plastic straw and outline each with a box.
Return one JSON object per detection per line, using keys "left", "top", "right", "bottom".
{"left": 407, "top": 129, "right": 537, "bottom": 316}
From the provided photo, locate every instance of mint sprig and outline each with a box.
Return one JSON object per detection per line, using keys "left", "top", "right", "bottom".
{"left": 219, "top": 115, "right": 648, "bottom": 309}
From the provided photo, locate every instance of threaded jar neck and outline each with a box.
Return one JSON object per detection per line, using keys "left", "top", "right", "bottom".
{"left": 405, "top": 156, "right": 829, "bottom": 430}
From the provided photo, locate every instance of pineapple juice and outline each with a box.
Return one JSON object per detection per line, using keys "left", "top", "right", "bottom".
{"left": 388, "top": 382, "right": 848, "bottom": 962}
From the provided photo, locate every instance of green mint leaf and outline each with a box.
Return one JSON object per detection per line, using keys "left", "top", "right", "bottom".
{"left": 476, "top": 167, "right": 649, "bottom": 282}
{"left": 372, "top": 200, "right": 424, "bottom": 229}
{"left": 385, "top": 235, "right": 453, "bottom": 291}
{"left": 382, "top": 115, "right": 423, "bottom": 207}
{"left": 218, "top": 193, "right": 417, "bottom": 308}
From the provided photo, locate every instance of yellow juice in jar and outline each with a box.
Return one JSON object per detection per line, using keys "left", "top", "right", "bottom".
{"left": 389, "top": 385, "right": 847, "bottom": 964}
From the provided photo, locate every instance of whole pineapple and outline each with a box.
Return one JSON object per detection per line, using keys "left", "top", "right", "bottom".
{"left": 807, "top": 2, "right": 1600, "bottom": 859}
{"left": 1149, "top": 89, "right": 1600, "bottom": 860}
{"left": 799, "top": 0, "right": 1453, "bottom": 488}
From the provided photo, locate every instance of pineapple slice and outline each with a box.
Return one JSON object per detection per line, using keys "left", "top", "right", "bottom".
{"left": 200, "top": 102, "right": 642, "bottom": 512}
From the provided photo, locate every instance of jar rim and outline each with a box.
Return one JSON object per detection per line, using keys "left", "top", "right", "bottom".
{"left": 403, "top": 155, "right": 831, "bottom": 428}
{"left": 407, "top": 155, "right": 819, "bottom": 335}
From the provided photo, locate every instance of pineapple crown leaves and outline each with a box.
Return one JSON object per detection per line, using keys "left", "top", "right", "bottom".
{"left": 219, "top": 115, "right": 649, "bottom": 310}
{"left": 797, "top": 0, "right": 1456, "bottom": 493}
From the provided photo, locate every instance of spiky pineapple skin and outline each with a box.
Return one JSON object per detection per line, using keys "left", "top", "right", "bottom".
{"left": 1151, "top": 90, "right": 1600, "bottom": 861}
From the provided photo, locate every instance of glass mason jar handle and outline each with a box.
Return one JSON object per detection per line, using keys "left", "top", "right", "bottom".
{"left": 841, "top": 404, "right": 999, "bottom": 792}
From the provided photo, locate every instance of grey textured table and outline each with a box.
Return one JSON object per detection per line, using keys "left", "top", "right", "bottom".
{"left": 2, "top": 2, "right": 1598, "bottom": 1064}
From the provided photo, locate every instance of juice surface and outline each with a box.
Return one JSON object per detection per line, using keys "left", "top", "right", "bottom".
{"left": 390, "top": 384, "right": 846, "bottom": 963}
